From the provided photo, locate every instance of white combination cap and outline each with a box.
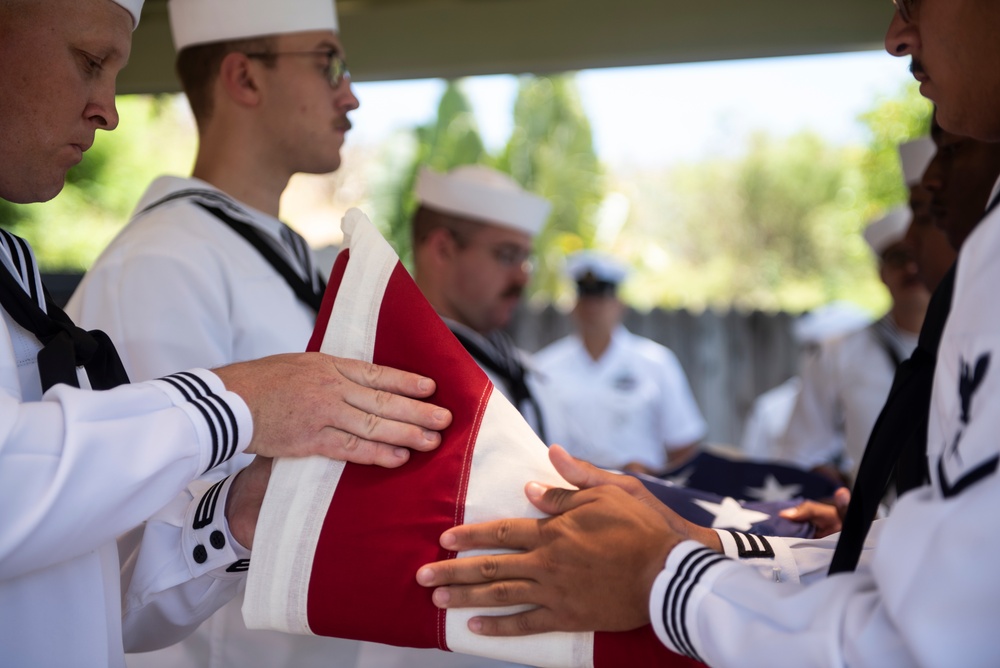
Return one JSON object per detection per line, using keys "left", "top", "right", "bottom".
{"left": 111, "top": 0, "right": 144, "bottom": 28}
{"left": 566, "top": 250, "right": 629, "bottom": 284}
{"left": 863, "top": 206, "right": 911, "bottom": 255}
{"left": 793, "top": 301, "right": 871, "bottom": 344}
{"left": 898, "top": 136, "right": 936, "bottom": 187}
{"left": 566, "top": 250, "right": 629, "bottom": 297}
{"left": 415, "top": 165, "right": 551, "bottom": 238}
{"left": 169, "top": 0, "right": 339, "bottom": 51}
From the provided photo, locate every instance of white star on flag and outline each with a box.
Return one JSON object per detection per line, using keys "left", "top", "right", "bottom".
{"left": 744, "top": 474, "right": 803, "bottom": 502}
{"left": 693, "top": 497, "right": 772, "bottom": 531}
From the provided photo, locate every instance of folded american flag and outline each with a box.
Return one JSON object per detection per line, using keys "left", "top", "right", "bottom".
{"left": 243, "top": 209, "right": 701, "bottom": 668}
{"left": 633, "top": 474, "right": 814, "bottom": 538}
{"left": 659, "top": 450, "right": 839, "bottom": 503}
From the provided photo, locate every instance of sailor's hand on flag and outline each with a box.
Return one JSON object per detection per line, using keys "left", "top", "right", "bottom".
{"left": 415, "top": 446, "right": 708, "bottom": 636}
{"left": 546, "top": 446, "right": 722, "bottom": 549}
{"left": 214, "top": 352, "right": 451, "bottom": 466}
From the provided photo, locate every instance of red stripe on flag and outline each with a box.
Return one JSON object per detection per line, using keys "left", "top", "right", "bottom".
{"left": 306, "top": 249, "right": 349, "bottom": 354}
{"left": 595, "top": 626, "right": 705, "bottom": 667}
{"left": 306, "top": 261, "right": 492, "bottom": 650}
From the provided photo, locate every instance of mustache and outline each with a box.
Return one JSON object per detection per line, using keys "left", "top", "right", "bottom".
{"left": 910, "top": 59, "right": 927, "bottom": 77}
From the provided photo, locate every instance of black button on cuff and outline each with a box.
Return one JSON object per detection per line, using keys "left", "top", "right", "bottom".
{"left": 193, "top": 544, "right": 208, "bottom": 564}
{"left": 210, "top": 530, "right": 226, "bottom": 550}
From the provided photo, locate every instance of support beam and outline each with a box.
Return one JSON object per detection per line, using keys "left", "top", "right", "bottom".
{"left": 120, "top": 0, "right": 894, "bottom": 94}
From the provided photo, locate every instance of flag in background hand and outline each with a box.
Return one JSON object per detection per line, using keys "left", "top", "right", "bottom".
{"left": 660, "top": 450, "right": 839, "bottom": 503}
{"left": 633, "top": 474, "right": 814, "bottom": 538}
{"left": 243, "top": 209, "right": 702, "bottom": 668}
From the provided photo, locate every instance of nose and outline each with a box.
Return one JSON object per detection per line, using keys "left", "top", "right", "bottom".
{"left": 337, "top": 77, "right": 360, "bottom": 112}
{"left": 921, "top": 156, "right": 945, "bottom": 191}
{"left": 512, "top": 264, "right": 530, "bottom": 284}
{"left": 884, "top": 10, "right": 918, "bottom": 57}
{"left": 84, "top": 82, "right": 120, "bottom": 131}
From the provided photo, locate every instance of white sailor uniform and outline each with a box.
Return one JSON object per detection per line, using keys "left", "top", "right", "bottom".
{"left": 68, "top": 175, "right": 362, "bottom": 667}
{"left": 0, "top": 230, "right": 252, "bottom": 667}
{"left": 777, "top": 316, "right": 917, "bottom": 482}
{"left": 535, "top": 325, "right": 706, "bottom": 471}
{"left": 650, "top": 202, "right": 1000, "bottom": 667}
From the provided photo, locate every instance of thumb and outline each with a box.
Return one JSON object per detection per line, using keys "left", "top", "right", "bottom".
{"left": 549, "top": 444, "right": 620, "bottom": 489}
{"left": 525, "top": 480, "right": 587, "bottom": 516}
{"left": 834, "top": 487, "right": 851, "bottom": 517}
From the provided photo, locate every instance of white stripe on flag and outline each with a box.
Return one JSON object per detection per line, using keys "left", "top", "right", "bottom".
{"left": 445, "top": 391, "right": 594, "bottom": 667}
{"left": 244, "top": 208, "right": 394, "bottom": 634}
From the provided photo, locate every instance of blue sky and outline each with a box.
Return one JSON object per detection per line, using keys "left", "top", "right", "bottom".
{"left": 347, "top": 49, "right": 915, "bottom": 169}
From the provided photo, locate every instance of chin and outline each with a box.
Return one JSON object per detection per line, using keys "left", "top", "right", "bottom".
{"left": 310, "top": 155, "right": 342, "bottom": 176}
{"left": 937, "top": 105, "right": 1000, "bottom": 143}
{"left": 2, "top": 176, "right": 65, "bottom": 204}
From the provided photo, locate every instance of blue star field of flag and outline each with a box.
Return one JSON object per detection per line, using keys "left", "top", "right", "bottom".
{"left": 628, "top": 450, "right": 840, "bottom": 538}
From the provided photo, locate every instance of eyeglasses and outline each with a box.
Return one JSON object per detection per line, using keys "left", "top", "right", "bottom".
{"left": 445, "top": 228, "right": 533, "bottom": 270}
{"left": 245, "top": 49, "right": 350, "bottom": 88}
{"left": 892, "top": 0, "right": 915, "bottom": 23}
{"left": 490, "top": 244, "right": 534, "bottom": 270}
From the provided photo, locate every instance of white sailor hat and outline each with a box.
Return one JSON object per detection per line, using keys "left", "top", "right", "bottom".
{"left": 169, "top": 0, "right": 339, "bottom": 51}
{"left": 863, "top": 206, "right": 911, "bottom": 256}
{"left": 792, "top": 301, "right": 871, "bottom": 344}
{"left": 414, "top": 165, "right": 551, "bottom": 238}
{"left": 898, "top": 136, "right": 936, "bottom": 187}
{"left": 566, "top": 250, "right": 629, "bottom": 296}
{"left": 111, "top": 0, "right": 144, "bottom": 28}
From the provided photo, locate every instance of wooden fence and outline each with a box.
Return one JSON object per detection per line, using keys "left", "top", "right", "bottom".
{"left": 508, "top": 305, "right": 800, "bottom": 446}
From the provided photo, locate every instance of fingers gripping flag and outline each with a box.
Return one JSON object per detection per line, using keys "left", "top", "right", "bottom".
{"left": 243, "top": 209, "right": 701, "bottom": 668}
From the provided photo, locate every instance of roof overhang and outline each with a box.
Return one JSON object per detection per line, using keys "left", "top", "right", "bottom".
{"left": 121, "top": 0, "right": 896, "bottom": 94}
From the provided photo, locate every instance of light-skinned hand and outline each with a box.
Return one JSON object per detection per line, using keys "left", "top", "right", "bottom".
{"left": 218, "top": 352, "right": 452, "bottom": 548}
{"left": 214, "top": 352, "right": 451, "bottom": 466}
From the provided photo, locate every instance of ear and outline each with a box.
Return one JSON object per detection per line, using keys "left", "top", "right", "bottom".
{"left": 217, "top": 51, "right": 263, "bottom": 108}
{"left": 425, "top": 227, "right": 459, "bottom": 264}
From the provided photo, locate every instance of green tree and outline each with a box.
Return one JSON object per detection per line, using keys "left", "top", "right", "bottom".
{"left": 623, "top": 131, "right": 872, "bottom": 312}
{"left": 606, "top": 82, "right": 932, "bottom": 314}
{"left": 498, "top": 75, "right": 604, "bottom": 300}
{"left": 370, "top": 80, "right": 488, "bottom": 267}
{"left": 857, "top": 82, "right": 934, "bottom": 218}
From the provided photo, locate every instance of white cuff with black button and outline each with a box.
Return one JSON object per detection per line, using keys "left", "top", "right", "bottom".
{"left": 181, "top": 474, "right": 251, "bottom": 579}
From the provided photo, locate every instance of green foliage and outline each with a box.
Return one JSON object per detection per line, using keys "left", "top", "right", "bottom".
{"left": 1, "top": 95, "right": 196, "bottom": 271}
{"left": 366, "top": 75, "right": 932, "bottom": 315}
{"left": 857, "top": 82, "right": 933, "bottom": 218}
{"left": 370, "top": 74, "right": 604, "bottom": 297}
{"left": 498, "top": 75, "right": 605, "bottom": 300}
{"left": 1, "top": 74, "right": 932, "bottom": 320}
{"left": 370, "top": 81, "right": 488, "bottom": 267}
{"left": 619, "top": 132, "right": 877, "bottom": 312}
{"left": 614, "top": 82, "right": 932, "bottom": 314}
